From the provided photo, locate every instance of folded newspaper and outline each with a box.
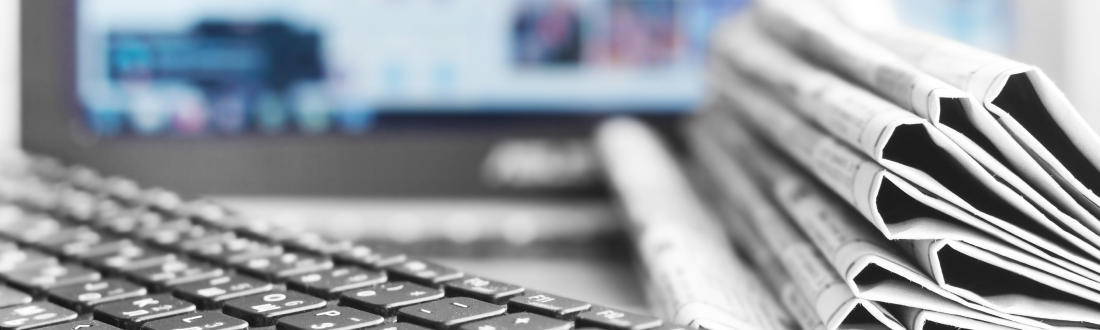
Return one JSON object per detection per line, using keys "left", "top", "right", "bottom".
{"left": 682, "top": 0, "right": 1100, "bottom": 329}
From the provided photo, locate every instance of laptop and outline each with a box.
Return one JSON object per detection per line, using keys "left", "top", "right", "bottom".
{"left": 14, "top": 0, "right": 745, "bottom": 320}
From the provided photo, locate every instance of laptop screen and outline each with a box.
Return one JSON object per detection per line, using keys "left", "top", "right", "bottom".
{"left": 75, "top": 0, "right": 747, "bottom": 137}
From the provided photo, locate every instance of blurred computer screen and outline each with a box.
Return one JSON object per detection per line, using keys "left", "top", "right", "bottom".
{"left": 76, "top": 0, "right": 748, "bottom": 138}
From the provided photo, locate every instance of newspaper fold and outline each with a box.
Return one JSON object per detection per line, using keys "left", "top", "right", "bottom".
{"left": 751, "top": 0, "right": 1100, "bottom": 243}
{"left": 711, "top": 67, "right": 1100, "bottom": 327}
{"left": 699, "top": 178, "right": 826, "bottom": 330}
{"left": 715, "top": 16, "right": 1100, "bottom": 268}
{"left": 685, "top": 116, "right": 904, "bottom": 330}
{"left": 898, "top": 307, "right": 1019, "bottom": 330}
{"left": 851, "top": 16, "right": 1100, "bottom": 233}
{"left": 594, "top": 118, "right": 790, "bottom": 330}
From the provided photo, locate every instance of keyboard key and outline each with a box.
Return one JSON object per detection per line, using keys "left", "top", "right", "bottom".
{"left": 443, "top": 277, "right": 524, "bottom": 304}
{"left": 0, "top": 302, "right": 78, "bottom": 330}
{"left": 97, "top": 210, "right": 165, "bottom": 236}
{"left": 507, "top": 292, "right": 590, "bottom": 319}
{"left": 126, "top": 260, "right": 224, "bottom": 290}
{"left": 34, "top": 226, "right": 110, "bottom": 256}
{"left": 37, "top": 320, "right": 120, "bottom": 330}
{"left": 287, "top": 267, "right": 385, "bottom": 300}
{"left": 5, "top": 263, "right": 102, "bottom": 294}
{"left": 87, "top": 245, "right": 177, "bottom": 272}
{"left": 0, "top": 249, "right": 57, "bottom": 273}
{"left": 0, "top": 214, "right": 63, "bottom": 244}
{"left": 222, "top": 291, "right": 327, "bottom": 327}
{"left": 384, "top": 260, "right": 462, "bottom": 287}
{"left": 141, "top": 312, "right": 247, "bottom": 330}
{"left": 47, "top": 279, "right": 148, "bottom": 313}
{"left": 334, "top": 246, "right": 406, "bottom": 269}
{"left": 234, "top": 221, "right": 299, "bottom": 243}
{"left": 276, "top": 306, "right": 384, "bottom": 330}
{"left": 576, "top": 307, "right": 661, "bottom": 330}
{"left": 458, "top": 313, "right": 571, "bottom": 330}
{"left": 396, "top": 297, "right": 505, "bottom": 329}
{"left": 93, "top": 294, "right": 197, "bottom": 330}
{"left": 340, "top": 282, "right": 443, "bottom": 317}
{"left": 176, "top": 232, "right": 236, "bottom": 253}
{"left": 172, "top": 274, "right": 273, "bottom": 309}
{"left": 188, "top": 237, "right": 284, "bottom": 265}
{"left": 235, "top": 253, "right": 334, "bottom": 281}
{"left": 363, "top": 323, "right": 431, "bottom": 330}
{"left": 0, "top": 287, "right": 29, "bottom": 310}
{"left": 134, "top": 221, "right": 197, "bottom": 247}
{"left": 284, "top": 234, "right": 352, "bottom": 255}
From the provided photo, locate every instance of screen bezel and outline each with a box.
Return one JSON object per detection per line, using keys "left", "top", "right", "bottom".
{"left": 20, "top": 0, "right": 685, "bottom": 197}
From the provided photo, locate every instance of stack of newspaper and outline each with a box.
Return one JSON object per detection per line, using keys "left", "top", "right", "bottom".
{"left": 689, "top": 0, "right": 1100, "bottom": 330}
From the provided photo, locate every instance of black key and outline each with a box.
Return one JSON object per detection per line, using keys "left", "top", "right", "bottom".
{"left": 283, "top": 235, "right": 352, "bottom": 255}
{"left": 37, "top": 320, "right": 120, "bottom": 330}
{"left": 65, "top": 239, "right": 136, "bottom": 260}
{"left": 0, "top": 249, "right": 57, "bottom": 273}
{"left": 234, "top": 221, "right": 298, "bottom": 243}
{"left": 507, "top": 291, "right": 591, "bottom": 319}
{"left": 333, "top": 246, "right": 406, "bottom": 269}
{"left": 87, "top": 245, "right": 177, "bottom": 272}
{"left": 0, "top": 214, "right": 63, "bottom": 244}
{"left": 134, "top": 221, "right": 199, "bottom": 248}
{"left": 0, "top": 286, "right": 31, "bottom": 309}
{"left": 276, "top": 306, "right": 384, "bottom": 330}
{"left": 93, "top": 294, "right": 197, "bottom": 330}
{"left": 126, "top": 260, "right": 224, "bottom": 290}
{"left": 141, "top": 312, "right": 247, "bottom": 330}
{"left": 188, "top": 237, "right": 283, "bottom": 265}
{"left": 396, "top": 297, "right": 505, "bottom": 329}
{"left": 287, "top": 267, "right": 385, "bottom": 300}
{"left": 384, "top": 260, "right": 462, "bottom": 287}
{"left": 175, "top": 232, "right": 236, "bottom": 253}
{"left": 0, "top": 302, "right": 78, "bottom": 330}
{"left": 5, "top": 263, "right": 102, "bottom": 294}
{"left": 97, "top": 209, "right": 165, "bottom": 235}
{"left": 443, "top": 277, "right": 524, "bottom": 305}
{"left": 235, "top": 253, "right": 334, "bottom": 281}
{"left": 47, "top": 279, "right": 148, "bottom": 313}
{"left": 339, "top": 282, "right": 443, "bottom": 317}
{"left": 458, "top": 313, "right": 571, "bottom": 330}
{"left": 171, "top": 274, "right": 273, "bottom": 309}
{"left": 34, "top": 226, "right": 110, "bottom": 256}
{"left": 576, "top": 307, "right": 661, "bottom": 330}
{"left": 363, "top": 323, "right": 431, "bottom": 330}
{"left": 0, "top": 240, "right": 18, "bottom": 254}
{"left": 222, "top": 291, "right": 327, "bottom": 327}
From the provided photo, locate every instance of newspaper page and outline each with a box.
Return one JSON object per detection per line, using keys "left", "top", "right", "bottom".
{"left": 750, "top": 0, "right": 1100, "bottom": 241}
{"left": 711, "top": 68, "right": 1100, "bottom": 327}
{"left": 846, "top": 14, "right": 1100, "bottom": 231}
{"left": 898, "top": 307, "right": 1019, "bottom": 330}
{"left": 685, "top": 116, "right": 904, "bottom": 330}
{"left": 700, "top": 111, "right": 1047, "bottom": 330}
{"left": 594, "top": 118, "right": 791, "bottom": 330}
{"left": 714, "top": 17, "right": 1100, "bottom": 268}
{"left": 695, "top": 174, "right": 826, "bottom": 330}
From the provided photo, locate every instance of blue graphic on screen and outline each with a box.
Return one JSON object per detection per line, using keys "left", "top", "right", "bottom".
{"left": 77, "top": 0, "right": 748, "bottom": 137}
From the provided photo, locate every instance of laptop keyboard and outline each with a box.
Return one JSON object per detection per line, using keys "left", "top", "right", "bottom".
{"left": 0, "top": 154, "right": 673, "bottom": 330}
